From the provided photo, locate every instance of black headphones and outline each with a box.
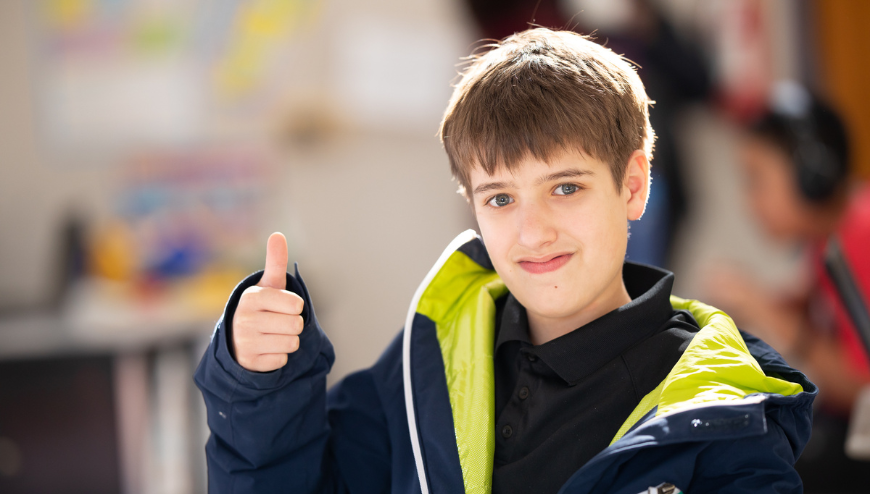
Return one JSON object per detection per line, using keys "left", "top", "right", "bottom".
{"left": 768, "top": 81, "right": 846, "bottom": 202}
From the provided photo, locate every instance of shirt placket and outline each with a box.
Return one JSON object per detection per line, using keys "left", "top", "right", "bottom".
{"left": 495, "top": 349, "right": 542, "bottom": 464}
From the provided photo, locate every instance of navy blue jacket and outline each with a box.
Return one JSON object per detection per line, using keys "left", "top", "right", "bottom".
{"left": 195, "top": 232, "right": 816, "bottom": 493}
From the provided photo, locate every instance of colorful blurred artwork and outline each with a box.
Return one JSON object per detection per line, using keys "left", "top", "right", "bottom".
{"left": 25, "top": 0, "right": 311, "bottom": 313}
{"left": 30, "top": 0, "right": 321, "bottom": 151}
{"left": 98, "top": 146, "right": 272, "bottom": 278}
{"left": 214, "top": 0, "right": 321, "bottom": 102}
{"left": 82, "top": 146, "right": 273, "bottom": 320}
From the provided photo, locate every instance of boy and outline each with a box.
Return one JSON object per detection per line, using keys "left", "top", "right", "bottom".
{"left": 706, "top": 81, "right": 869, "bottom": 490}
{"left": 195, "top": 29, "right": 815, "bottom": 493}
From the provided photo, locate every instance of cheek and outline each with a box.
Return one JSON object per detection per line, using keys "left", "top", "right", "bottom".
{"left": 561, "top": 194, "right": 626, "bottom": 246}
{"left": 753, "top": 190, "right": 783, "bottom": 225}
{"left": 752, "top": 170, "right": 803, "bottom": 233}
{"left": 476, "top": 214, "right": 514, "bottom": 268}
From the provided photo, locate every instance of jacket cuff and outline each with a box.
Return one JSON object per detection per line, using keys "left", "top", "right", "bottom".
{"left": 206, "top": 263, "right": 334, "bottom": 399}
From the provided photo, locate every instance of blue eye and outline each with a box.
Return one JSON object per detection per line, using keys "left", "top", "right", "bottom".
{"left": 487, "top": 194, "right": 514, "bottom": 207}
{"left": 554, "top": 184, "right": 579, "bottom": 195}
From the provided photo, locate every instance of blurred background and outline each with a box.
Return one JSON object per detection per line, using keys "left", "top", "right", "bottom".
{"left": 0, "top": 0, "right": 868, "bottom": 492}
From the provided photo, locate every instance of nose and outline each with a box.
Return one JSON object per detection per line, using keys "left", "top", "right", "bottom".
{"left": 515, "top": 200, "right": 557, "bottom": 250}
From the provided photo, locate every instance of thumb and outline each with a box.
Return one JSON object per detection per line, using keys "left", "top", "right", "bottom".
{"left": 258, "top": 232, "right": 288, "bottom": 289}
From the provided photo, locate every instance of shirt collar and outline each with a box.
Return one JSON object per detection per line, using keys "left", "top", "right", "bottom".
{"left": 495, "top": 261, "right": 676, "bottom": 385}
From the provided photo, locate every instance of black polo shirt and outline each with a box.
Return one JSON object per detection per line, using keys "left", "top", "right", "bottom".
{"left": 491, "top": 262, "right": 701, "bottom": 494}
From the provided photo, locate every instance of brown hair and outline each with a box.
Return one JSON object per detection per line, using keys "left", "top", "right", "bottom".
{"left": 440, "top": 28, "right": 655, "bottom": 198}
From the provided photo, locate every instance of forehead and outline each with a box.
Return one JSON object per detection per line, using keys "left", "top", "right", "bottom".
{"left": 740, "top": 135, "right": 792, "bottom": 169}
{"left": 468, "top": 149, "right": 606, "bottom": 185}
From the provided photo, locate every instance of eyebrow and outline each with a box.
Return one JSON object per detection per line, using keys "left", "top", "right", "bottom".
{"left": 471, "top": 168, "right": 594, "bottom": 196}
{"left": 472, "top": 180, "right": 515, "bottom": 196}
{"left": 535, "top": 168, "right": 594, "bottom": 186}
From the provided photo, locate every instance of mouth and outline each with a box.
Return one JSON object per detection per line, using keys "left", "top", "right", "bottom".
{"left": 517, "top": 253, "right": 573, "bottom": 274}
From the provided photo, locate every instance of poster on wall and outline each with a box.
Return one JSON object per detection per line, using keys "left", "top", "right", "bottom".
{"left": 28, "top": 0, "right": 321, "bottom": 155}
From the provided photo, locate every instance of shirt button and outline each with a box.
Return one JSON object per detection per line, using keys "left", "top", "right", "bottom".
{"left": 518, "top": 386, "right": 530, "bottom": 400}
{"left": 526, "top": 354, "right": 537, "bottom": 362}
{"left": 501, "top": 425, "right": 513, "bottom": 438}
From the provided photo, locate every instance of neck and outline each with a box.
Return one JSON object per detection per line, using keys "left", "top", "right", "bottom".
{"left": 526, "top": 269, "right": 632, "bottom": 345}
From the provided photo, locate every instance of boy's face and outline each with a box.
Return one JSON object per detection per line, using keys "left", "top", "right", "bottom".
{"left": 470, "top": 149, "right": 648, "bottom": 328}
{"left": 739, "top": 136, "right": 814, "bottom": 241}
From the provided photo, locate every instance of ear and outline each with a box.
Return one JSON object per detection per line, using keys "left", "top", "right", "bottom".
{"left": 623, "top": 150, "right": 650, "bottom": 221}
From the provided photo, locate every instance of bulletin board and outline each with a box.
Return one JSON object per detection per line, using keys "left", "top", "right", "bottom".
{"left": 28, "top": 0, "right": 320, "bottom": 152}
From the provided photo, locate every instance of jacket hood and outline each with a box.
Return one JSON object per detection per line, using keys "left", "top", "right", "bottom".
{"left": 609, "top": 298, "right": 814, "bottom": 456}
{"left": 402, "top": 231, "right": 815, "bottom": 494}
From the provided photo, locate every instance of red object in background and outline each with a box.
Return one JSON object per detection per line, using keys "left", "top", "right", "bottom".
{"left": 464, "top": 0, "right": 567, "bottom": 41}
{"left": 813, "top": 184, "right": 870, "bottom": 378}
{"left": 710, "top": 0, "right": 772, "bottom": 123}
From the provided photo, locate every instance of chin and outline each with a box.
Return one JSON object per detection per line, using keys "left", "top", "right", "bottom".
{"left": 515, "top": 286, "right": 586, "bottom": 320}
{"left": 764, "top": 223, "right": 798, "bottom": 242}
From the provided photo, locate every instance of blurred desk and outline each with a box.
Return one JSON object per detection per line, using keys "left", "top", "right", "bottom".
{"left": 0, "top": 278, "right": 220, "bottom": 494}
{"left": 0, "top": 312, "right": 212, "bottom": 360}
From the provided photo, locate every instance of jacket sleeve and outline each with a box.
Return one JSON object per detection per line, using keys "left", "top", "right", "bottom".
{"left": 193, "top": 265, "right": 339, "bottom": 493}
{"left": 686, "top": 416, "right": 803, "bottom": 493}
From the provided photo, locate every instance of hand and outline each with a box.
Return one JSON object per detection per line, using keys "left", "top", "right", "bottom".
{"left": 232, "top": 232, "right": 305, "bottom": 372}
{"left": 702, "top": 264, "right": 766, "bottom": 321}
{"left": 703, "top": 263, "right": 801, "bottom": 355}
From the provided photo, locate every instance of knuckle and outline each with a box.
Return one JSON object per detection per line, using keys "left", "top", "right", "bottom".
{"left": 260, "top": 354, "right": 287, "bottom": 371}
{"left": 240, "top": 285, "right": 259, "bottom": 300}
{"left": 234, "top": 335, "right": 252, "bottom": 354}
{"left": 238, "top": 353, "right": 254, "bottom": 370}
{"left": 250, "top": 359, "right": 268, "bottom": 373}
{"left": 238, "top": 291, "right": 259, "bottom": 310}
{"left": 233, "top": 312, "right": 252, "bottom": 332}
{"left": 278, "top": 292, "right": 300, "bottom": 313}
{"left": 289, "top": 336, "right": 300, "bottom": 353}
{"left": 287, "top": 292, "right": 304, "bottom": 311}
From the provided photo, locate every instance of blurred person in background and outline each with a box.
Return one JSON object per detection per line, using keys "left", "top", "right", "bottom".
{"left": 707, "top": 80, "right": 870, "bottom": 491}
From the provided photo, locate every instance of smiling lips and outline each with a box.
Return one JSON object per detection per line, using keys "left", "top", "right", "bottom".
{"left": 518, "top": 253, "right": 573, "bottom": 274}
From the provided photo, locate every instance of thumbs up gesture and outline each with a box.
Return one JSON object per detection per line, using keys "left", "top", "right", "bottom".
{"left": 232, "top": 233, "right": 305, "bottom": 372}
